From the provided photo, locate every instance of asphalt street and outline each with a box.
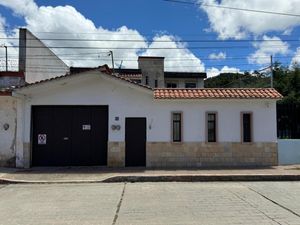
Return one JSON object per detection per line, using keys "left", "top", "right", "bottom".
{"left": 0, "top": 182, "right": 300, "bottom": 225}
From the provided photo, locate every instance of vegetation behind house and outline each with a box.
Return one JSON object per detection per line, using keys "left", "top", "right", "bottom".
{"left": 204, "top": 62, "right": 300, "bottom": 104}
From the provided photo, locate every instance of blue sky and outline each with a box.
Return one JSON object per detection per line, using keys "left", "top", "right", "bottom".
{"left": 0, "top": 0, "right": 300, "bottom": 76}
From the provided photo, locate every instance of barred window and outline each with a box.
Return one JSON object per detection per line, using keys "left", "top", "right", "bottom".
{"left": 207, "top": 113, "right": 217, "bottom": 142}
{"left": 167, "top": 83, "right": 177, "bottom": 88}
{"left": 242, "top": 113, "right": 252, "bottom": 142}
{"left": 172, "top": 112, "right": 182, "bottom": 142}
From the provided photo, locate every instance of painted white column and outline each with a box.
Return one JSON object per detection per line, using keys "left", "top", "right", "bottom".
{"left": 15, "top": 97, "right": 25, "bottom": 168}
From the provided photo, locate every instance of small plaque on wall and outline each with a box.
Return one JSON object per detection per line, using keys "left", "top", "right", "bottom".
{"left": 38, "top": 134, "right": 47, "bottom": 145}
{"left": 82, "top": 125, "right": 91, "bottom": 130}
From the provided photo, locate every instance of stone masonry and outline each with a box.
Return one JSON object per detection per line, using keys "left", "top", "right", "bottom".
{"left": 147, "top": 142, "right": 278, "bottom": 168}
{"left": 107, "top": 142, "right": 278, "bottom": 168}
{"left": 108, "top": 142, "right": 125, "bottom": 167}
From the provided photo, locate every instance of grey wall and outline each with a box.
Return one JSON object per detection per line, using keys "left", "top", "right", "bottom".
{"left": 278, "top": 139, "right": 300, "bottom": 165}
{"left": 19, "top": 29, "right": 70, "bottom": 83}
{"left": 0, "top": 76, "right": 24, "bottom": 88}
{"left": 139, "top": 57, "right": 164, "bottom": 88}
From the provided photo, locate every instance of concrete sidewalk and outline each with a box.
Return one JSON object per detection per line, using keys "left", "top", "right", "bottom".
{"left": 1, "top": 165, "right": 300, "bottom": 183}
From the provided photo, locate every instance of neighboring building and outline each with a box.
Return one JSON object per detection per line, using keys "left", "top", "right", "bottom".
{"left": 0, "top": 71, "right": 25, "bottom": 89}
{"left": 113, "top": 56, "right": 207, "bottom": 88}
{"left": 0, "top": 71, "right": 24, "bottom": 167}
{"left": 0, "top": 91, "right": 17, "bottom": 167}
{"left": 19, "top": 28, "right": 69, "bottom": 83}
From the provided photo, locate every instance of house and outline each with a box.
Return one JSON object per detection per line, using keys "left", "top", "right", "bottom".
{"left": 0, "top": 29, "right": 283, "bottom": 168}
{"left": 12, "top": 67, "right": 281, "bottom": 168}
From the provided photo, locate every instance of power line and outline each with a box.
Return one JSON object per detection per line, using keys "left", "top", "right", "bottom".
{"left": 0, "top": 54, "right": 296, "bottom": 60}
{"left": 220, "top": 75, "right": 271, "bottom": 88}
{"left": 4, "top": 44, "right": 299, "bottom": 50}
{"left": 1, "top": 37, "right": 300, "bottom": 43}
{"left": 164, "top": 0, "right": 300, "bottom": 18}
{"left": 20, "top": 62, "right": 265, "bottom": 69}
{"left": 0, "top": 55, "right": 297, "bottom": 61}
{"left": 2, "top": 52, "right": 298, "bottom": 58}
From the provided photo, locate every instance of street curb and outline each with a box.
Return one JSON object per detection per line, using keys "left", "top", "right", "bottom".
{"left": 102, "top": 175, "right": 300, "bottom": 183}
{"left": 2, "top": 175, "right": 300, "bottom": 184}
{"left": 0, "top": 178, "right": 104, "bottom": 185}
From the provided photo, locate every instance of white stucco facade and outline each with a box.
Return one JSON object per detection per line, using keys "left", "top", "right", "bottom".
{"left": 0, "top": 96, "right": 17, "bottom": 167}
{"left": 12, "top": 70, "right": 278, "bottom": 168}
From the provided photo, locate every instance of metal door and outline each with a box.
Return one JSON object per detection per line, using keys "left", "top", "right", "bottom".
{"left": 32, "top": 106, "right": 108, "bottom": 166}
{"left": 125, "top": 118, "right": 146, "bottom": 167}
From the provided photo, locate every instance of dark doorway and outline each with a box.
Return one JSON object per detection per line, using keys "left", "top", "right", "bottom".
{"left": 32, "top": 106, "right": 108, "bottom": 166}
{"left": 277, "top": 103, "right": 300, "bottom": 139}
{"left": 125, "top": 118, "right": 146, "bottom": 167}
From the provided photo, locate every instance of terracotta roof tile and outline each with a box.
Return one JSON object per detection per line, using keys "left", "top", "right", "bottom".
{"left": 154, "top": 88, "right": 283, "bottom": 99}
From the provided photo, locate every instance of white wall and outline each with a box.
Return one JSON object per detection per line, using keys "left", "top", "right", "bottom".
{"left": 0, "top": 96, "right": 17, "bottom": 166}
{"left": 17, "top": 72, "right": 278, "bottom": 147}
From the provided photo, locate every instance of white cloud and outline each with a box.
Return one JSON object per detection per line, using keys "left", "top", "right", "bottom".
{"left": 0, "top": 0, "right": 38, "bottom": 17}
{"left": 0, "top": 0, "right": 204, "bottom": 72}
{"left": 290, "top": 47, "right": 300, "bottom": 67}
{"left": 199, "top": 0, "right": 300, "bottom": 39}
{"left": 208, "top": 52, "right": 226, "bottom": 60}
{"left": 248, "top": 35, "right": 289, "bottom": 65}
{"left": 143, "top": 35, "right": 205, "bottom": 72}
{"left": 206, "top": 66, "right": 240, "bottom": 78}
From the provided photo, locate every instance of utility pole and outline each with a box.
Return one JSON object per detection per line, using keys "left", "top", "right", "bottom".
{"left": 270, "top": 55, "right": 273, "bottom": 88}
{"left": 109, "top": 51, "right": 114, "bottom": 74}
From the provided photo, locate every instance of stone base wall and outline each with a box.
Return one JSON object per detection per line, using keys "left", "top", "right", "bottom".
{"left": 147, "top": 142, "right": 278, "bottom": 168}
{"left": 108, "top": 142, "right": 125, "bottom": 167}
{"left": 0, "top": 155, "right": 16, "bottom": 167}
{"left": 107, "top": 142, "right": 277, "bottom": 168}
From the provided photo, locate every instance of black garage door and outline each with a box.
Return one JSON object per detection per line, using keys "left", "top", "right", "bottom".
{"left": 32, "top": 106, "right": 108, "bottom": 166}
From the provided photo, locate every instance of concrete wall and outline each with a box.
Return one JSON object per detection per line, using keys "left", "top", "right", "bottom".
{"left": 21, "top": 29, "right": 69, "bottom": 83}
{"left": 139, "top": 57, "right": 165, "bottom": 88}
{"left": 15, "top": 71, "right": 278, "bottom": 167}
{"left": 0, "top": 96, "right": 17, "bottom": 167}
{"left": 278, "top": 139, "right": 300, "bottom": 165}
